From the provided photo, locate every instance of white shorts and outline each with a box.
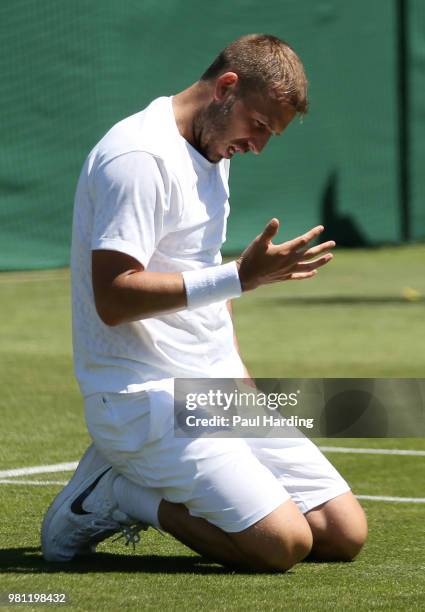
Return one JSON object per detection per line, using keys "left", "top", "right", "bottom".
{"left": 85, "top": 379, "right": 350, "bottom": 533}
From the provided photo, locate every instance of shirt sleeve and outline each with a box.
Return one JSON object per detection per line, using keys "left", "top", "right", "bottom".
{"left": 91, "top": 151, "right": 167, "bottom": 267}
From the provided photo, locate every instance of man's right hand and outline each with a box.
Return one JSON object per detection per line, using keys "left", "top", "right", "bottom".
{"left": 236, "top": 218, "right": 335, "bottom": 292}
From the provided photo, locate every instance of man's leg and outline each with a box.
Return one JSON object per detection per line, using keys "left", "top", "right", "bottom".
{"left": 305, "top": 491, "right": 367, "bottom": 561}
{"left": 41, "top": 445, "right": 313, "bottom": 570}
{"left": 158, "top": 497, "right": 312, "bottom": 571}
{"left": 245, "top": 437, "right": 367, "bottom": 561}
{"left": 83, "top": 388, "right": 317, "bottom": 571}
{"left": 116, "top": 476, "right": 366, "bottom": 566}
{"left": 83, "top": 387, "right": 364, "bottom": 569}
{"left": 110, "top": 445, "right": 313, "bottom": 571}
{"left": 41, "top": 442, "right": 360, "bottom": 568}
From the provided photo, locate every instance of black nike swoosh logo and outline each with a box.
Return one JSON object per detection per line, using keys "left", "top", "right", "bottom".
{"left": 70, "top": 467, "right": 112, "bottom": 515}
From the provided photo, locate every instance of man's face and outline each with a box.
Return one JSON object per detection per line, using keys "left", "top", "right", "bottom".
{"left": 196, "top": 90, "right": 297, "bottom": 163}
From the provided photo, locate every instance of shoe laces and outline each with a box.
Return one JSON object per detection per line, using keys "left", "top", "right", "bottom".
{"left": 112, "top": 523, "right": 147, "bottom": 551}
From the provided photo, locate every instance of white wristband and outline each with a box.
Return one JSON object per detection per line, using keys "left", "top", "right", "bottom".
{"left": 182, "top": 261, "right": 242, "bottom": 310}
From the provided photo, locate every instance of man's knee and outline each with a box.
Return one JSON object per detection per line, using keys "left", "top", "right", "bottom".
{"left": 335, "top": 522, "right": 367, "bottom": 561}
{"left": 230, "top": 500, "right": 313, "bottom": 571}
{"left": 333, "top": 499, "right": 368, "bottom": 560}
{"left": 306, "top": 492, "right": 368, "bottom": 561}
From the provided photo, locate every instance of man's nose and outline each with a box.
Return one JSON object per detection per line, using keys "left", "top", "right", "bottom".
{"left": 249, "top": 133, "right": 271, "bottom": 155}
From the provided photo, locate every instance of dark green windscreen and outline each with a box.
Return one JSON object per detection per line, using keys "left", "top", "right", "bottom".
{"left": 0, "top": 0, "right": 422, "bottom": 270}
{"left": 410, "top": 0, "right": 425, "bottom": 241}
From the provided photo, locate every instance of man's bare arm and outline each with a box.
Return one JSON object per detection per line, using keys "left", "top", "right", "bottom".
{"left": 92, "top": 250, "right": 187, "bottom": 326}
{"left": 92, "top": 220, "right": 335, "bottom": 326}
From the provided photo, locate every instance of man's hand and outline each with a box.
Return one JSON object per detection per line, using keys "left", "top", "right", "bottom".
{"left": 236, "top": 218, "right": 335, "bottom": 292}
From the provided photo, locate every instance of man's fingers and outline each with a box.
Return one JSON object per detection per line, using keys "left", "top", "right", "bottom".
{"left": 299, "top": 240, "right": 336, "bottom": 259}
{"left": 285, "top": 225, "right": 324, "bottom": 251}
{"left": 292, "top": 253, "right": 333, "bottom": 272}
{"left": 265, "top": 253, "right": 333, "bottom": 283}
{"left": 288, "top": 270, "right": 318, "bottom": 280}
{"left": 259, "top": 218, "right": 280, "bottom": 244}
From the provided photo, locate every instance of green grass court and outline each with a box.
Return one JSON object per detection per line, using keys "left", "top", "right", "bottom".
{"left": 1, "top": 245, "right": 424, "bottom": 610}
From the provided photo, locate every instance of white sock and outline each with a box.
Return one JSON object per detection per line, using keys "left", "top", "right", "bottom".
{"left": 112, "top": 475, "right": 162, "bottom": 529}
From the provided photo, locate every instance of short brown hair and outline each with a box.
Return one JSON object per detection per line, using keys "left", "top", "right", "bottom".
{"left": 201, "top": 34, "right": 308, "bottom": 114}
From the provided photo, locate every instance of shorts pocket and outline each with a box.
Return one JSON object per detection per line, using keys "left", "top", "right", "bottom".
{"left": 85, "top": 391, "right": 151, "bottom": 454}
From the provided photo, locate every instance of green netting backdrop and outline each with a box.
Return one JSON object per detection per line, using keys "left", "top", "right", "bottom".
{"left": 410, "top": 0, "right": 425, "bottom": 240}
{"left": 0, "top": 0, "right": 423, "bottom": 270}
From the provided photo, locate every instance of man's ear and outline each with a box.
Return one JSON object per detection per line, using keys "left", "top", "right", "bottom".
{"left": 214, "top": 72, "right": 239, "bottom": 101}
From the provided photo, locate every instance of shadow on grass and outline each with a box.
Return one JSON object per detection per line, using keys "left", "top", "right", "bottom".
{"left": 265, "top": 296, "right": 424, "bottom": 306}
{"left": 0, "top": 547, "right": 284, "bottom": 575}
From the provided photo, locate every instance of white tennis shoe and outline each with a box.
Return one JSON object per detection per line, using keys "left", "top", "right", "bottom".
{"left": 41, "top": 445, "right": 144, "bottom": 562}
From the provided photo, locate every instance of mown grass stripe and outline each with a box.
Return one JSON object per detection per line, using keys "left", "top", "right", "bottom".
{"left": 319, "top": 446, "right": 425, "bottom": 456}
{"left": 0, "top": 479, "right": 68, "bottom": 485}
{"left": 357, "top": 494, "right": 425, "bottom": 503}
{"left": 0, "top": 462, "right": 78, "bottom": 478}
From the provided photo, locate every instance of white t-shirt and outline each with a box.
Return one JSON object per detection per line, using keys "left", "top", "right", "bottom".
{"left": 71, "top": 96, "right": 244, "bottom": 397}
